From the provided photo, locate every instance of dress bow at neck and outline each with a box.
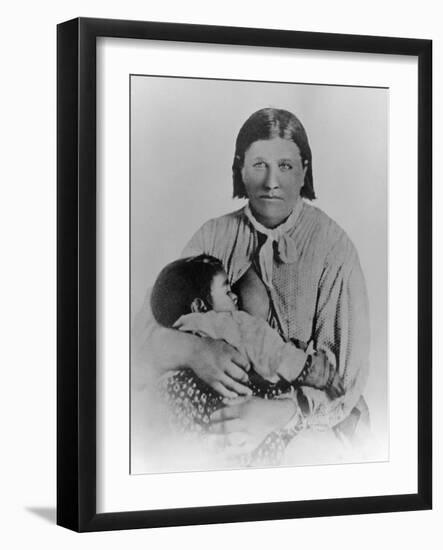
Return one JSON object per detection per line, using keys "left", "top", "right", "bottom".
{"left": 244, "top": 200, "right": 302, "bottom": 289}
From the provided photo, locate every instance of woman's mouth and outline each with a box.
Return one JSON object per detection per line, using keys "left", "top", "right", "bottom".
{"left": 259, "top": 195, "right": 283, "bottom": 200}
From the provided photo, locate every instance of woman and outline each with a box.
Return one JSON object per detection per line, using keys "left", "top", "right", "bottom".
{"left": 134, "top": 107, "right": 370, "bottom": 463}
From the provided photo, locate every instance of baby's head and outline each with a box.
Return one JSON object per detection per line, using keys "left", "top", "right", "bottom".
{"left": 150, "top": 254, "right": 238, "bottom": 327}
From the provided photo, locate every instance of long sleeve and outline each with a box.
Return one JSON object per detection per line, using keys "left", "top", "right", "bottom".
{"left": 301, "top": 234, "right": 370, "bottom": 428}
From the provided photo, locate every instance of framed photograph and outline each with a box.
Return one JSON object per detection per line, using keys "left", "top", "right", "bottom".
{"left": 57, "top": 17, "right": 432, "bottom": 532}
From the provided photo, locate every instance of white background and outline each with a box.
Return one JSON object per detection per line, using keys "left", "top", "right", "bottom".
{"left": 0, "top": 0, "right": 440, "bottom": 548}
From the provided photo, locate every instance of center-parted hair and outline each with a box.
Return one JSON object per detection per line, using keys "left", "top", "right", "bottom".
{"left": 150, "top": 254, "right": 225, "bottom": 328}
{"left": 232, "top": 107, "right": 315, "bottom": 200}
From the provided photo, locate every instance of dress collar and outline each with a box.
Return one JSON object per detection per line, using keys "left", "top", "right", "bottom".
{"left": 243, "top": 200, "right": 303, "bottom": 289}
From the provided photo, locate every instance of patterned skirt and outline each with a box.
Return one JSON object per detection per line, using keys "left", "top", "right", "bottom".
{"left": 160, "top": 367, "right": 304, "bottom": 467}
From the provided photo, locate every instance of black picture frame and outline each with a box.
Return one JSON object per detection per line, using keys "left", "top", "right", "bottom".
{"left": 57, "top": 17, "right": 432, "bottom": 532}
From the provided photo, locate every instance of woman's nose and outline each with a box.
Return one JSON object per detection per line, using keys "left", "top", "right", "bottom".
{"left": 229, "top": 291, "right": 238, "bottom": 304}
{"left": 264, "top": 166, "right": 279, "bottom": 190}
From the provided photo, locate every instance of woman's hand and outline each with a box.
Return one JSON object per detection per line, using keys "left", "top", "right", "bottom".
{"left": 190, "top": 337, "right": 252, "bottom": 399}
{"left": 143, "top": 326, "right": 251, "bottom": 398}
{"left": 209, "top": 396, "right": 297, "bottom": 453}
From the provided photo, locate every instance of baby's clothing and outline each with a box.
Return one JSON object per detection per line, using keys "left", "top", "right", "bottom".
{"left": 174, "top": 310, "right": 306, "bottom": 382}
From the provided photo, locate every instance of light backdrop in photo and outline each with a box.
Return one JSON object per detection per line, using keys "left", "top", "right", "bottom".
{"left": 130, "top": 75, "right": 387, "bottom": 446}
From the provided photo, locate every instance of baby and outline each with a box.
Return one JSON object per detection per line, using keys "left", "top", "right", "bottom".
{"left": 150, "top": 255, "right": 344, "bottom": 451}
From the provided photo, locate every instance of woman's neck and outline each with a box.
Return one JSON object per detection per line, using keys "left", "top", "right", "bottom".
{"left": 248, "top": 208, "right": 288, "bottom": 229}
{"left": 248, "top": 201, "right": 301, "bottom": 230}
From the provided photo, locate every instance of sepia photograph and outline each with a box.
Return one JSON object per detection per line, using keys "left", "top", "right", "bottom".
{"left": 130, "top": 75, "right": 389, "bottom": 474}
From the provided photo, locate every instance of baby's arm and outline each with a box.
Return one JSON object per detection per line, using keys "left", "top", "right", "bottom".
{"left": 238, "top": 315, "right": 345, "bottom": 400}
{"left": 196, "top": 311, "right": 344, "bottom": 400}
{"left": 233, "top": 311, "right": 306, "bottom": 381}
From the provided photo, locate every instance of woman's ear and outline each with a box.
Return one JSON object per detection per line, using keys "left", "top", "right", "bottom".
{"left": 240, "top": 164, "right": 246, "bottom": 183}
{"left": 190, "top": 297, "right": 207, "bottom": 313}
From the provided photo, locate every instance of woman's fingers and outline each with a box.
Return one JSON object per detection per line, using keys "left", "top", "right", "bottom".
{"left": 212, "top": 373, "right": 251, "bottom": 399}
{"left": 211, "top": 382, "right": 238, "bottom": 400}
{"left": 225, "top": 362, "right": 249, "bottom": 383}
{"left": 210, "top": 403, "right": 242, "bottom": 422}
{"left": 230, "top": 349, "right": 251, "bottom": 372}
{"left": 221, "top": 396, "right": 249, "bottom": 406}
{"left": 220, "top": 374, "right": 252, "bottom": 396}
{"left": 209, "top": 418, "right": 244, "bottom": 434}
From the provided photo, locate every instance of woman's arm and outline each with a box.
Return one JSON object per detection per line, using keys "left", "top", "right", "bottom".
{"left": 132, "top": 289, "right": 252, "bottom": 398}
{"left": 303, "top": 235, "right": 370, "bottom": 428}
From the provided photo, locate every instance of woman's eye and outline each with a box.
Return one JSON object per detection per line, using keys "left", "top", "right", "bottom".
{"left": 279, "top": 162, "right": 293, "bottom": 171}
{"left": 253, "top": 161, "right": 266, "bottom": 169}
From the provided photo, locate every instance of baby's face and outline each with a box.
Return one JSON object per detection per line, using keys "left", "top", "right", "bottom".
{"left": 210, "top": 271, "right": 238, "bottom": 312}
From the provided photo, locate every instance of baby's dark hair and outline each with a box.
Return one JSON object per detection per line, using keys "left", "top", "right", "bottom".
{"left": 150, "top": 254, "right": 225, "bottom": 327}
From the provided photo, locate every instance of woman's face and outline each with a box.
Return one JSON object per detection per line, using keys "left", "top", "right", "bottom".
{"left": 241, "top": 137, "right": 307, "bottom": 228}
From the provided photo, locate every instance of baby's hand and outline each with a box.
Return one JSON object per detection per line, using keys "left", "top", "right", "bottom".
{"left": 298, "top": 352, "right": 345, "bottom": 399}
{"left": 324, "top": 370, "right": 345, "bottom": 399}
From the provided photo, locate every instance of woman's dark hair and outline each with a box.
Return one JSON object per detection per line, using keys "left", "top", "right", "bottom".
{"left": 150, "top": 255, "right": 225, "bottom": 327}
{"left": 232, "top": 107, "right": 315, "bottom": 200}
